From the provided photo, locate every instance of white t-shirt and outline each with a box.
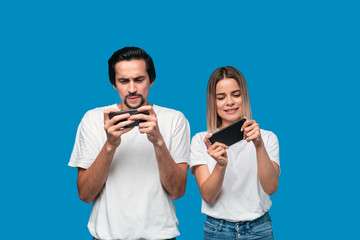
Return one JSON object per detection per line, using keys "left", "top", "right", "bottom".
{"left": 69, "top": 104, "right": 190, "bottom": 240}
{"left": 190, "top": 129, "right": 279, "bottom": 222}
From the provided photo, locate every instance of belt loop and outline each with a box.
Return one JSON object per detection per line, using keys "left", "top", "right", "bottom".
{"left": 218, "top": 219, "right": 224, "bottom": 231}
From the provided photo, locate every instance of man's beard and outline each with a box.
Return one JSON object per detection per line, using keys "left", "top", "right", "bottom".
{"left": 124, "top": 94, "right": 145, "bottom": 109}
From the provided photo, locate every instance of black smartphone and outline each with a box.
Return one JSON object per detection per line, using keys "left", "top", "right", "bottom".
{"left": 109, "top": 109, "right": 149, "bottom": 128}
{"left": 208, "top": 118, "right": 246, "bottom": 146}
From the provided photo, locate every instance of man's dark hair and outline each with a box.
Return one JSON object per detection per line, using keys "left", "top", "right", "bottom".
{"left": 108, "top": 47, "right": 156, "bottom": 86}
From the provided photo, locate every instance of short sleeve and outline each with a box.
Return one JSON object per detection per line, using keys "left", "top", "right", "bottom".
{"left": 68, "top": 111, "right": 102, "bottom": 169}
{"left": 169, "top": 112, "right": 191, "bottom": 165}
{"left": 264, "top": 131, "right": 280, "bottom": 169}
{"left": 190, "top": 133, "right": 208, "bottom": 175}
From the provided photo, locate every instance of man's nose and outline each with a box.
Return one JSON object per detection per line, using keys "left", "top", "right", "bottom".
{"left": 129, "top": 81, "right": 137, "bottom": 93}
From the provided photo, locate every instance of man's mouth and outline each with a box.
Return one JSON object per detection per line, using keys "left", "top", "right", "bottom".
{"left": 224, "top": 107, "right": 239, "bottom": 113}
{"left": 126, "top": 94, "right": 141, "bottom": 102}
{"left": 127, "top": 96, "right": 139, "bottom": 101}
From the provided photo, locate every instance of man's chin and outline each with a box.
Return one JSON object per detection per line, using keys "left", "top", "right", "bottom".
{"left": 125, "top": 101, "right": 144, "bottom": 109}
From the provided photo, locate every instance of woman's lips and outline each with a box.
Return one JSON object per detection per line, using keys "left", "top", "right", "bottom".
{"left": 224, "top": 107, "right": 239, "bottom": 114}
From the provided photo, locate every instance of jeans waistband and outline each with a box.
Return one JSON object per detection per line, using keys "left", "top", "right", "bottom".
{"left": 206, "top": 211, "right": 271, "bottom": 227}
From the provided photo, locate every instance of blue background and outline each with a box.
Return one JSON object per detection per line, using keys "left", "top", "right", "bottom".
{"left": 1, "top": 0, "right": 359, "bottom": 239}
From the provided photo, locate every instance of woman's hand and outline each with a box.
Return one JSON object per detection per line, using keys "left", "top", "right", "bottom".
{"left": 241, "top": 118, "right": 263, "bottom": 148}
{"left": 204, "top": 134, "right": 228, "bottom": 167}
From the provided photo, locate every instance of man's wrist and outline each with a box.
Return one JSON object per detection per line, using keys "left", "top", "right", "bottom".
{"left": 105, "top": 140, "right": 119, "bottom": 153}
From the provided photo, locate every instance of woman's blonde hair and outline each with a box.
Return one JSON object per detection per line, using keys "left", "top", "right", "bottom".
{"left": 206, "top": 66, "right": 252, "bottom": 133}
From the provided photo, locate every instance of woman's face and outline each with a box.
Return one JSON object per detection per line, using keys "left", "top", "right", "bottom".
{"left": 216, "top": 78, "right": 243, "bottom": 129}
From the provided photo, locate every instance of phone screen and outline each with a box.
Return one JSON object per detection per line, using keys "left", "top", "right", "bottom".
{"left": 208, "top": 118, "right": 246, "bottom": 146}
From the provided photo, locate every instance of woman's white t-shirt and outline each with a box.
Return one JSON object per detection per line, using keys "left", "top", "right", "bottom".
{"left": 190, "top": 129, "right": 279, "bottom": 222}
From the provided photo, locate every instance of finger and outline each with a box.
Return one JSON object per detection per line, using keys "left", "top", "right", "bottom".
{"left": 246, "top": 126, "right": 260, "bottom": 138}
{"left": 111, "top": 119, "right": 135, "bottom": 130}
{"left": 130, "top": 113, "right": 155, "bottom": 122}
{"left": 212, "top": 147, "right": 226, "bottom": 157}
{"left": 213, "top": 149, "right": 227, "bottom": 159}
{"left": 246, "top": 129, "right": 261, "bottom": 142}
{"left": 137, "top": 105, "right": 154, "bottom": 115}
{"left": 204, "top": 134, "right": 213, "bottom": 149}
{"left": 241, "top": 119, "right": 251, "bottom": 132}
{"left": 211, "top": 141, "right": 229, "bottom": 150}
{"left": 244, "top": 119, "right": 255, "bottom": 129}
{"left": 138, "top": 123, "right": 156, "bottom": 134}
{"left": 106, "top": 114, "right": 132, "bottom": 129}
{"left": 208, "top": 145, "right": 228, "bottom": 158}
{"left": 104, "top": 108, "right": 119, "bottom": 122}
{"left": 244, "top": 120, "right": 257, "bottom": 132}
{"left": 119, "top": 126, "right": 134, "bottom": 134}
{"left": 138, "top": 120, "right": 156, "bottom": 129}
{"left": 110, "top": 113, "right": 132, "bottom": 124}
{"left": 243, "top": 120, "right": 257, "bottom": 139}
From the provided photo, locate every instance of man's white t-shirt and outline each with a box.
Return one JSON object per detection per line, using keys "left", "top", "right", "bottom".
{"left": 69, "top": 104, "right": 190, "bottom": 240}
{"left": 190, "top": 129, "right": 279, "bottom": 222}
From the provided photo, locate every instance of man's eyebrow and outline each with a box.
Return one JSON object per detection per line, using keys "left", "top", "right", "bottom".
{"left": 117, "top": 77, "right": 129, "bottom": 81}
{"left": 133, "top": 75, "right": 146, "bottom": 80}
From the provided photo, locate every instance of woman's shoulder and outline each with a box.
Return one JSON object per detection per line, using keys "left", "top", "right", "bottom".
{"left": 192, "top": 131, "right": 208, "bottom": 139}
{"left": 260, "top": 129, "right": 277, "bottom": 137}
{"left": 260, "top": 129, "right": 279, "bottom": 144}
{"left": 191, "top": 131, "right": 209, "bottom": 144}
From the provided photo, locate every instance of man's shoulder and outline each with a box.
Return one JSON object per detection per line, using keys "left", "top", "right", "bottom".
{"left": 153, "top": 105, "right": 186, "bottom": 119}
{"left": 82, "top": 104, "right": 118, "bottom": 121}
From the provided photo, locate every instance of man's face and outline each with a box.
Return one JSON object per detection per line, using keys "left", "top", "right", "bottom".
{"left": 113, "top": 59, "right": 153, "bottom": 110}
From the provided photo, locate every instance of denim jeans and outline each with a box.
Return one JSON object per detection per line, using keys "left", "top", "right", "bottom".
{"left": 203, "top": 212, "right": 274, "bottom": 240}
{"left": 93, "top": 237, "right": 175, "bottom": 240}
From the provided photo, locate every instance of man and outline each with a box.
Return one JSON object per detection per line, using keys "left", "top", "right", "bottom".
{"left": 69, "top": 47, "right": 190, "bottom": 240}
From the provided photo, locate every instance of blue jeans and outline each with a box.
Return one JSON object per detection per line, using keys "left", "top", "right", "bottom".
{"left": 93, "top": 238, "right": 175, "bottom": 240}
{"left": 203, "top": 212, "right": 274, "bottom": 240}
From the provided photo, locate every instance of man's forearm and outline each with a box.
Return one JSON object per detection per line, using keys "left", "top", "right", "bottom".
{"left": 77, "top": 142, "right": 116, "bottom": 203}
{"left": 153, "top": 141, "right": 187, "bottom": 200}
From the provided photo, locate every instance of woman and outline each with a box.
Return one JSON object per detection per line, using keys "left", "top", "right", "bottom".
{"left": 191, "top": 66, "right": 280, "bottom": 240}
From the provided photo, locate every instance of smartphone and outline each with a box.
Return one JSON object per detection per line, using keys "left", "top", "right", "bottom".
{"left": 109, "top": 109, "right": 149, "bottom": 128}
{"left": 208, "top": 118, "right": 246, "bottom": 146}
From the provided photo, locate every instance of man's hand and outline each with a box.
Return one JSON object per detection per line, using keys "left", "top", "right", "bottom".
{"left": 130, "top": 105, "right": 163, "bottom": 146}
{"left": 104, "top": 108, "right": 135, "bottom": 148}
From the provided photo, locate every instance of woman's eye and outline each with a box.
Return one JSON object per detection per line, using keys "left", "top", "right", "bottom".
{"left": 216, "top": 97, "right": 225, "bottom": 101}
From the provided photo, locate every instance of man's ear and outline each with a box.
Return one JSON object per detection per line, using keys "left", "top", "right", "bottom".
{"left": 112, "top": 84, "right": 117, "bottom": 90}
{"left": 150, "top": 81, "right": 154, "bottom": 87}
